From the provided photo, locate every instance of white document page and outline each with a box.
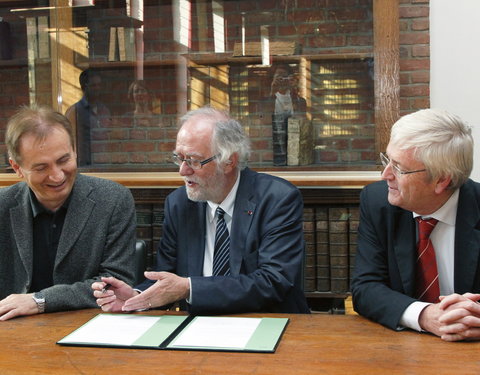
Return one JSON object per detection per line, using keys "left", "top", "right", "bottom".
{"left": 60, "top": 314, "right": 160, "bottom": 345}
{"left": 171, "top": 317, "right": 261, "bottom": 349}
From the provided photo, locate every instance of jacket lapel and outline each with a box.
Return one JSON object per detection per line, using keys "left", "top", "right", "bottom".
{"left": 454, "top": 181, "right": 480, "bottom": 292}
{"left": 392, "top": 207, "right": 417, "bottom": 295}
{"left": 11, "top": 185, "right": 34, "bottom": 280}
{"left": 54, "top": 176, "right": 95, "bottom": 268}
{"left": 230, "top": 169, "right": 256, "bottom": 275}
{"left": 187, "top": 200, "right": 206, "bottom": 276}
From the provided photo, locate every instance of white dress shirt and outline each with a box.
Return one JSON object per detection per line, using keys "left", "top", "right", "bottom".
{"left": 400, "top": 189, "right": 459, "bottom": 331}
{"left": 186, "top": 172, "right": 240, "bottom": 303}
{"left": 203, "top": 173, "right": 240, "bottom": 276}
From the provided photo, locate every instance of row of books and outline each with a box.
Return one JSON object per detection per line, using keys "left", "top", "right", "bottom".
{"left": 108, "top": 26, "right": 136, "bottom": 62}
{"left": 303, "top": 205, "right": 359, "bottom": 294}
{"left": 134, "top": 203, "right": 359, "bottom": 295}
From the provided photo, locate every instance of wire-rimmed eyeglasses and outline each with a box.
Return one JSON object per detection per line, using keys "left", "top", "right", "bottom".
{"left": 380, "top": 152, "right": 426, "bottom": 177}
{"left": 172, "top": 153, "right": 217, "bottom": 170}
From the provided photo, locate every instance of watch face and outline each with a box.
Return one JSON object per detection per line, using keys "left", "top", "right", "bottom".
{"left": 33, "top": 293, "right": 45, "bottom": 313}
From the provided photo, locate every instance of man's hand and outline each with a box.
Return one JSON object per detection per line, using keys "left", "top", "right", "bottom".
{"left": 437, "top": 293, "right": 480, "bottom": 342}
{"left": 418, "top": 303, "right": 444, "bottom": 336}
{"left": 419, "top": 293, "right": 480, "bottom": 342}
{"left": 122, "top": 272, "right": 190, "bottom": 312}
{"left": 0, "top": 294, "right": 39, "bottom": 321}
{"left": 92, "top": 276, "right": 138, "bottom": 312}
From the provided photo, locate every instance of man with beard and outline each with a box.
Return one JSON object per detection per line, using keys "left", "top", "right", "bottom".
{"left": 92, "top": 106, "right": 309, "bottom": 314}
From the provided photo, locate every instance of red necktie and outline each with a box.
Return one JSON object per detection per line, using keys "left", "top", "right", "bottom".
{"left": 415, "top": 217, "right": 440, "bottom": 303}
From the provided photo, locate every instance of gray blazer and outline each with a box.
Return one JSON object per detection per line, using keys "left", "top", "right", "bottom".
{"left": 0, "top": 174, "right": 136, "bottom": 312}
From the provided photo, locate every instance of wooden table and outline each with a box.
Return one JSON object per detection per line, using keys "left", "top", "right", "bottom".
{"left": 0, "top": 309, "right": 478, "bottom": 375}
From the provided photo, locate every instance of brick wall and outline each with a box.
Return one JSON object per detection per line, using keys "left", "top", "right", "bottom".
{"left": 399, "top": 0, "right": 430, "bottom": 114}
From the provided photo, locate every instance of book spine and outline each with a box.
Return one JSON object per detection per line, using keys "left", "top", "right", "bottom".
{"left": 124, "top": 27, "right": 136, "bottom": 61}
{"left": 315, "top": 207, "right": 330, "bottom": 292}
{"left": 117, "top": 26, "right": 126, "bottom": 61}
{"left": 271, "top": 114, "right": 288, "bottom": 166}
{"left": 37, "top": 16, "right": 50, "bottom": 59}
{"left": 328, "top": 207, "right": 349, "bottom": 293}
{"left": 108, "top": 27, "right": 117, "bottom": 61}
{"left": 287, "top": 117, "right": 300, "bottom": 166}
{"left": 348, "top": 206, "right": 359, "bottom": 290}
{"left": 303, "top": 206, "right": 316, "bottom": 292}
{"left": 298, "top": 117, "right": 314, "bottom": 166}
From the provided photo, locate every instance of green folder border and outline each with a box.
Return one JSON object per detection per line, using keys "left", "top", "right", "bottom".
{"left": 166, "top": 316, "right": 289, "bottom": 353}
{"left": 57, "top": 314, "right": 289, "bottom": 353}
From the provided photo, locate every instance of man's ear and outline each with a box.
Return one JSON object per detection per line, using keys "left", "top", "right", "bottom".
{"left": 224, "top": 153, "right": 238, "bottom": 173}
{"left": 434, "top": 175, "right": 452, "bottom": 194}
{"left": 9, "top": 158, "right": 24, "bottom": 179}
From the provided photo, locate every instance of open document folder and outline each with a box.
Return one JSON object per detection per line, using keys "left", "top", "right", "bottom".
{"left": 57, "top": 314, "right": 289, "bottom": 353}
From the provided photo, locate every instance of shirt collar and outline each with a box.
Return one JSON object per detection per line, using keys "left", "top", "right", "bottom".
{"left": 28, "top": 189, "right": 71, "bottom": 217}
{"left": 413, "top": 188, "right": 459, "bottom": 226}
{"left": 207, "top": 171, "right": 240, "bottom": 223}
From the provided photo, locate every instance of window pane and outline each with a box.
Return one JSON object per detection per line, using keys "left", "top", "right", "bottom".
{"left": 0, "top": 0, "right": 374, "bottom": 172}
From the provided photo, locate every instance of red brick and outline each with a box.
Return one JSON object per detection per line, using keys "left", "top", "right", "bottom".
{"left": 411, "top": 97, "right": 430, "bottom": 108}
{"left": 400, "top": 72, "right": 411, "bottom": 85}
{"left": 412, "top": 19, "right": 429, "bottom": 31}
{"left": 319, "top": 151, "right": 338, "bottom": 162}
{"left": 399, "top": 5, "right": 429, "bottom": 18}
{"left": 327, "top": 9, "right": 368, "bottom": 21}
{"left": 400, "top": 59, "right": 430, "bottom": 71}
{"left": 412, "top": 45, "right": 430, "bottom": 57}
{"left": 410, "top": 71, "right": 430, "bottom": 84}
{"left": 399, "top": 32, "right": 429, "bottom": 45}
{"left": 122, "top": 142, "right": 156, "bottom": 153}
{"left": 110, "top": 153, "right": 129, "bottom": 164}
{"left": 400, "top": 84, "right": 429, "bottom": 97}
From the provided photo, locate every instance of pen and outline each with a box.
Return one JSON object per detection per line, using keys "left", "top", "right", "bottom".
{"left": 101, "top": 284, "right": 112, "bottom": 294}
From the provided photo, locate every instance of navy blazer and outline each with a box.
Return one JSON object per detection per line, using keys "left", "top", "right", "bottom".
{"left": 351, "top": 179, "right": 480, "bottom": 329}
{"left": 140, "top": 167, "right": 309, "bottom": 314}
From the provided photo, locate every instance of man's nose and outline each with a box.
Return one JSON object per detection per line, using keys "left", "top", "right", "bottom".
{"left": 49, "top": 165, "right": 65, "bottom": 182}
{"left": 179, "top": 160, "right": 194, "bottom": 176}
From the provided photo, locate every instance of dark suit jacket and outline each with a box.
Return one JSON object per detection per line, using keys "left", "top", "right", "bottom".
{"left": 351, "top": 179, "right": 480, "bottom": 329}
{"left": 139, "top": 167, "right": 309, "bottom": 314}
{"left": 0, "top": 174, "right": 136, "bottom": 312}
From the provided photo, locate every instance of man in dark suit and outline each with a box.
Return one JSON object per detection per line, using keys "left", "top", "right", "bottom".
{"left": 351, "top": 108, "right": 480, "bottom": 341}
{"left": 65, "top": 69, "right": 111, "bottom": 167}
{"left": 93, "top": 106, "right": 309, "bottom": 314}
{"left": 0, "top": 105, "right": 136, "bottom": 321}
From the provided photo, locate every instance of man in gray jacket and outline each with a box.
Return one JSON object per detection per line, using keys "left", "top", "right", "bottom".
{"left": 0, "top": 105, "right": 136, "bottom": 321}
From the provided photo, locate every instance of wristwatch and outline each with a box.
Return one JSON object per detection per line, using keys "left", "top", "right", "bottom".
{"left": 32, "top": 292, "right": 45, "bottom": 313}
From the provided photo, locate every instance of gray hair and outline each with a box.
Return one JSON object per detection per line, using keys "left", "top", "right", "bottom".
{"left": 179, "top": 107, "right": 251, "bottom": 170}
{"left": 390, "top": 108, "right": 473, "bottom": 189}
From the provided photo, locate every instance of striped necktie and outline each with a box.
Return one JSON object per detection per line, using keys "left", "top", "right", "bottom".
{"left": 213, "top": 207, "right": 230, "bottom": 276}
{"left": 415, "top": 217, "right": 440, "bottom": 302}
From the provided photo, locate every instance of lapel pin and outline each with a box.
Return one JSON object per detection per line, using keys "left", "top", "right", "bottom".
{"left": 247, "top": 210, "right": 253, "bottom": 215}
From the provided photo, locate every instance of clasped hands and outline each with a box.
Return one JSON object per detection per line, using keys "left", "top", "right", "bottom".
{"left": 92, "top": 271, "right": 190, "bottom": 312}
{"left": 419, "top": 292, "right": 480, "bottom": 341}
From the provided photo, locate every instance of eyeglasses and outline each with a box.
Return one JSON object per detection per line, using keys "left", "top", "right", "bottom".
{"left": 172, "top": 153, "right": 217, "bottom": 170}
{"left": 380, "top": 152, "right": 427, "bottom": 177}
